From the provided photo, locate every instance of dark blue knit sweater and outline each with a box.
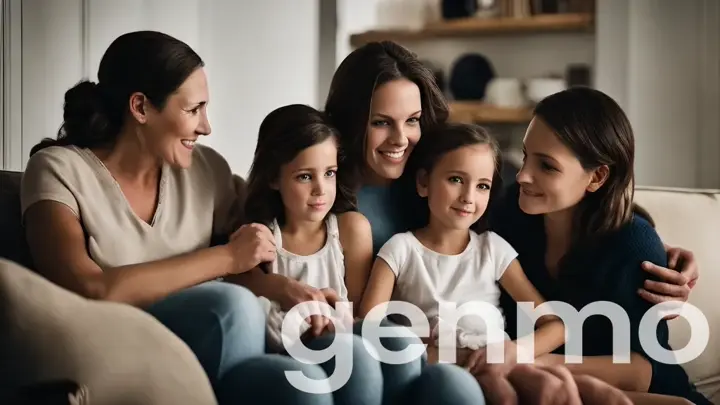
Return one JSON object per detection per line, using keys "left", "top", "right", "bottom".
{"left": 491, "top": 183, "right": 710, "bottom": 404}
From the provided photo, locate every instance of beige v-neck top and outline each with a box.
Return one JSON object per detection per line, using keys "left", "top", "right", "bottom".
{"left": 20, "top": 144, "right": 246, "bottom": 270}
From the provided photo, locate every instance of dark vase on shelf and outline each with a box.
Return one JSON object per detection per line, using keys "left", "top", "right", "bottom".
{"left": 449, "top": 53, "right": 496, "bottom": 101}
{"left": 442, "top": 0, "right": 478, "bottom": 20}
{"left": 566, "top": 64, "right": 592, "bottom": 88}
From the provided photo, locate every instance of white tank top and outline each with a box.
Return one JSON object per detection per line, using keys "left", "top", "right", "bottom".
{"left": 269, "top": 213, "right": 348, "bottom": 299}
{"left": 259, "top": 214, "right": 349, "bottom": 351}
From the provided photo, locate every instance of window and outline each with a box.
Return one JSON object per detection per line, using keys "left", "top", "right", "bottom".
{"left": 1, "top": 0, "right": 5, "bottom": 169}
{"left": 1, "top": 0, "right": 22, "bottom": 171}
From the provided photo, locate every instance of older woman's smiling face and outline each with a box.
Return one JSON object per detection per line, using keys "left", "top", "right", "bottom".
{"left": 141, "top": 67, "right": 211, "bottom": 169}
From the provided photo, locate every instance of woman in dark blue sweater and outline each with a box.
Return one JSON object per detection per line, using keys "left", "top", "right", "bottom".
{"left": 490, "top": 87, "right": 710, "bottom": 404}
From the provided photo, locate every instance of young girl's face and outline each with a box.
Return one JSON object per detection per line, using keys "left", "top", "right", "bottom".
{"left": 276, "top": 137, "right": 338, "bottom": 224}
{"left": 365, "top": 79, "right": 422, "bottom": 184}
{"left": 516, "top": 117, "right": 597, "bottom": 215}
{"left": 417, "top": 144, "right": 496, "bottom": 231}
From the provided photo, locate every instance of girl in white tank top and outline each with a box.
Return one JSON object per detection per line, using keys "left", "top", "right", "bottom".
{"left": 269, "top": 214, "right": 347, "bottom": 300}
{"left": 358, "top": 123, "right": 565, "bottom": 375}
{"left": 240, "top": 104, "right": 373, "bottom": 352}
{"left": 264, "top": 214, "right": 349, "bottom": 349}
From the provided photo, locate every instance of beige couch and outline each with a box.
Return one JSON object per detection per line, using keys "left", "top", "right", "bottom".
{"left": 0, "top": 168, "right": 218, "bottom": 404}
{"left": 0, "top": 259, "right": 218, "bottom": 405}
{"left": 634, "top": 186, "right": 720, "bottom": 403}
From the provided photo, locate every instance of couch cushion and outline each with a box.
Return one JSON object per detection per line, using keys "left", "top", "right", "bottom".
{"left": 634, "top": 186, "right": 720, "bottom": 403}
{"left": 0, "top": 259, "right": 217, "bottom": 405}
{"left": 0, "top": 170, "right": 33, "bottom": 269}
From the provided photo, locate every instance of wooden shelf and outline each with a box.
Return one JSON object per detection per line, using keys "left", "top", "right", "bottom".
{"left": 350, "top": 13, "right": 594, "bottom": 46}
{"left": 448, "top": 102, "right": 533, "bottom": 124}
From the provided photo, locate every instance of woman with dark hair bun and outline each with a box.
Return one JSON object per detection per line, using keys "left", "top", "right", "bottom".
{"left": 21, "top": 30, "right": 335, "bottom": 405}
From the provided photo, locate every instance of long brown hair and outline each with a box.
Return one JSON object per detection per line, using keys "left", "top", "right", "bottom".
{"left": 324, "top": 41, "right": 449, "bottom": 189}
{"left": 243, "top": 104, "right": 356, "bottom": 228}
{"left": 533, "top": 86, "right": 636, "bottom": 240}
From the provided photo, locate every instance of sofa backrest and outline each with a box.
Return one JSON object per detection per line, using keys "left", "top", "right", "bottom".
{"left": 0, "top": 170, "right": 33, "bottom": 270}
{"left": 634, "top": 186, "right": 720, "bottom": 403}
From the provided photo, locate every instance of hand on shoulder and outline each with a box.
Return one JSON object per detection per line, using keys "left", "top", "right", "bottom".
{"left": 630, "top": 216, "right": 699, "bottom": 316}
{"left": 227, "top": 223, "right": 276, "bottom": 274}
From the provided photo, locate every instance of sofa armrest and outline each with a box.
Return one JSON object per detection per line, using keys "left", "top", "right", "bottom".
{"left": 0, "top": 259, "right": 217, "bottom": 405}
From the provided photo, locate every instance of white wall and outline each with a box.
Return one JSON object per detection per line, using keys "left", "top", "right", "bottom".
{"left": 595, "top": 0, "right": 720, "bottom": 188}
{"left": 336, "top": 0, "right": 382, "bottom": 67}
{"left": 85, "top": 0, "right": 202, "bottom": 80}
{"left": 2, "top": 0, "right": 24, "bottom": 171}
{"left": 20, "top": 0, "right": 83, "bottom": 171}
{"left": 318, "top": 0, "right": 337, "bottom": 107}
{"left": 198, "top": 1, "right": 320, "bottom": 176}
{"left": 695, "top": 0, "right": 720, "bottom": 190}
{"left": 16, "top": 0, "right": 322, "bottom": 177}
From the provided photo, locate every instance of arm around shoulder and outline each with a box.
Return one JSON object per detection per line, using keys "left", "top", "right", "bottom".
{"left": 537, "top": 219, "right": 665, "bottom": 392}
{"left": 633, "top": 204, "right": 697, "bottom": 306}
{"left": 613, "top": 218, "right": 669, "bottom": 316}
{"left": 619, "top": 237, "right": 704, "bottom": 405}
{"left": 615, "top": 219, "right": 671, "bottom": 351}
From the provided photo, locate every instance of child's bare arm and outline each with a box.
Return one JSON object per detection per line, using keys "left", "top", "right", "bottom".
{"left": 499, "top": 259, "right": 566, "bottom": 357}
{"left": 337, "top": 211, "right": 374, "bottom": 313}
{"left": 357, "top": 258, "right": 396, "bottom": 319}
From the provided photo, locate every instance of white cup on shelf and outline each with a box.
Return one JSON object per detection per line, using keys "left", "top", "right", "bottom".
{"left": 377, "top": 0, "right": 426, "bottom": 30}
{"left": 484, "top": 78, "right": 526, "bottom": 108}
{"left": 525, "top": 77, "right": 567, "bottom": 104}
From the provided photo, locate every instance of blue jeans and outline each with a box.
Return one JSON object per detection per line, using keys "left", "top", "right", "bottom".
{"left": 285, "top": 318, "right": 421, "bottom": 405}
{"left": 145, "top": 281, "right": 333, "bottom": 405}
{"left": 351, "top": 318, "right": 486, "bottom": 405}
{"left": 296, "top": 326, "right": 384, "bottom": 405}
{"left": 146, "top": 281, "right": 485, "bottom": 405}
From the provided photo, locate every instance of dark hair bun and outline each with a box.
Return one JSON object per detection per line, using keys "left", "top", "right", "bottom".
{"left": 60, "top": 80, "right": 111, "bottom": 147}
